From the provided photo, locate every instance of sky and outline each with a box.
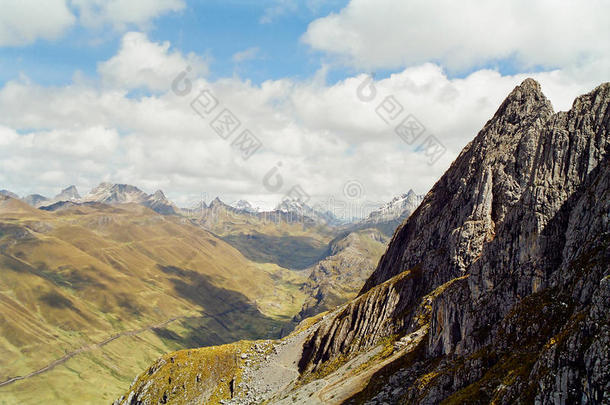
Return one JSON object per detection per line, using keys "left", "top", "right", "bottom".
{"left": 0, "top": 0, "right": 609, "bottom": 212}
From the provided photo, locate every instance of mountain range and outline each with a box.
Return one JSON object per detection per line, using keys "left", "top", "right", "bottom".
{"left": 118, "top": 79, "right": 609, "bottom": 404}
{"left": 0, "top": 178, "right": 424, "bottom": 403}
{"left": 4, "top": 182, "right": 421, "bottom": 230}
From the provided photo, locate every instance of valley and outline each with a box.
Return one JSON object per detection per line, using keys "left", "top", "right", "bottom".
{"left": 0, "top": 183, "right": 415, "bottom": 403}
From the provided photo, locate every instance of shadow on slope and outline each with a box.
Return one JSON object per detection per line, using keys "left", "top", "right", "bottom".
{"left": 153, "top": 265, "right": 293, "bottom": 349}
{"left": 220, "top": 232, "right": 330, "bottom": 270}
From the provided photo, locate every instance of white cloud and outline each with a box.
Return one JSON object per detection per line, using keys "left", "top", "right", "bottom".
{"left": 71, "top": 0, "right": 185, "bottom": 30}
{"left": 0, "top": 0, "right": 184, "bottom": 47}
{"left": 0, "top": 0, "right": 75, "bottom": 46}
{"left": 232, "top": 47, "right": 261, "bottom": 63}
{"left": 302, "top": 0, "right": 610, "bottom": 74}
{"left": 0, "top": 32, "right": 607, "bottom": 212}
{"left": 260, "top": 0, "right": 298, "bottom": 24}
{"left": 98, "top": 32, "right": 208, "bottom": 91}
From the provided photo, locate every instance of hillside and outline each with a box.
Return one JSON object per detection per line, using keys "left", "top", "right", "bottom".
{"left": 0, "top": 197, "right": 308, "bottom": 403}
{"left": 120, "top": 79, "right": 609, "bottom": 404}
{"left": 296, "top": 228, "right": 388, "bottom": 321}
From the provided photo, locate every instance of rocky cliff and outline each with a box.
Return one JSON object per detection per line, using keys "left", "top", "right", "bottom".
{"left": 297, "top": 79, "right": 609, "bottom": 403}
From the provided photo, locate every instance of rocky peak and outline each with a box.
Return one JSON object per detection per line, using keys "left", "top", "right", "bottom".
{"left": 231, "top": 199, "right": 257, "bottom": 213}
{"left": 296, "top": 80, "right": 609, "bottom": 402}
{"left": 151, "top": 190, "right": 167, "bottom": 201}
{"left": 55, "top": 185, "right": 81, "bottom": 201}
{"left": 362, "top": 189, "right": 424, "bottom": 226}
{"left": 85, "top": 183, "right": 148, "bottom": 204}
{"left": 209, "top": 196, "right": 227, "bottom": 209}
{"left": 274, "top": 198, "right": 310, "bottom": 213}
{"left": 144, "top": 190, "right": 178, "bottom": 215}
{"left": 359, "top": 79, "right": 557, "bottom": 294}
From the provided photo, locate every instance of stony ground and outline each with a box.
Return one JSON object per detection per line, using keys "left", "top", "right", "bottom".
{"left": 220, "top": 326, "right": 313, "bottom": 404}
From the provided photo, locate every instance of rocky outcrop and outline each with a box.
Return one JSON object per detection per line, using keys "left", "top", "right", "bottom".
{"left": 298, "top": 79, "right": 609, "bottom": 403}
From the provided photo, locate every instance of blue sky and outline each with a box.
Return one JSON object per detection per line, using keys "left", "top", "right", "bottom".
{"left": 0, "top": 1, "right": 352, "bottom": 87}
{"left": 0, "top": 0, "right": 546, "bottom": 90}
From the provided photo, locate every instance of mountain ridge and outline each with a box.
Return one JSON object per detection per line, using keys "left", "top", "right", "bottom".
{"left": 297, "top": 78, "right": 609, "bottom": 402}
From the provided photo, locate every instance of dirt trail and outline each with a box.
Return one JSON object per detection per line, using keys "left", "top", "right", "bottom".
{"left": 0, "top": 316, "right": 184, "bottom": 388}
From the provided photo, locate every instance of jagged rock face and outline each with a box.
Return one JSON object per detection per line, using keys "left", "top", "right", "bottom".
{"left": 428, "top": 81, "right": 609, "bottom": 354}
{"left": 298, "top": 80, "right": 609, "bottom": 403}
{"left": 362, "top": 78, "right": 556, "bottom": 295}
{"left": 299, "top": 268, "right": 425, "bottom": 373}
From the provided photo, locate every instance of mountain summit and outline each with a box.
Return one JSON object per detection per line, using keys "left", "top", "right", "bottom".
{"left": 84, "top": 183, "right": 148, "bottom": 204}
{"left": 297, "top": 79, "right": 609, "bottom": 403}
{"left": 83, "top": 183, "right": 178, "bottom": 215}
{"left": 361, "top": 189, "right": 424, "bottom": 225}
{"left": 54, "top": 185, "right": 81, "bottom": 201}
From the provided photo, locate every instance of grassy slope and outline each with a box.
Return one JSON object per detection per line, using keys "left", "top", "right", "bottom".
{"left": 0, "top": 196, "right": 307, "bottom": 404}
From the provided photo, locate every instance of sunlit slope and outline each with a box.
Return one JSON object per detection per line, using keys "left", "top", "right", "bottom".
{"left": 0, "top": 195, "right": 306, "bottom": 403}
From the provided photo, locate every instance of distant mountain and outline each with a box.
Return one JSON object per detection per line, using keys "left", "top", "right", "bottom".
{"left": 23, "top": 194, "right": 49, "bottom": 207}
{"left": 144, "top": 190, "right": 179, "bottom": 215}
{"left": 0, "top": 194, "right": 307, "bottom": 403}
{"left": 0, "top": 189, "right": 18, "bottom": 199}
{"left": 83, "top": 183, "right": 178, "bottom": 215}
{"left": 296, "top": 228, "right": 388, "bottom": 321}
{"left": 35, "top": 185, "right": 81, "bottom": 208}
{"left": 342, "top": 189, "right": 425, "bottom": 236}
{"left": 361, "top": 189, "right": 424, "bottom": 225}
{"left": 84, "top": 183, "right": 148, "bottom": 204}
{"left": 274, "top": 198, "right": 341, "bottom": 226}
{"left": 55, "top": 185, "right": 81, "bottom": 201}
{"left": 231, "top": 199, "right": 258, "bottom": 213}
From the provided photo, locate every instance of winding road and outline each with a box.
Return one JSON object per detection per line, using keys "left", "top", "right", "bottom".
{"left": 0, "top": 316, "right": 184, "bottom": 388}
